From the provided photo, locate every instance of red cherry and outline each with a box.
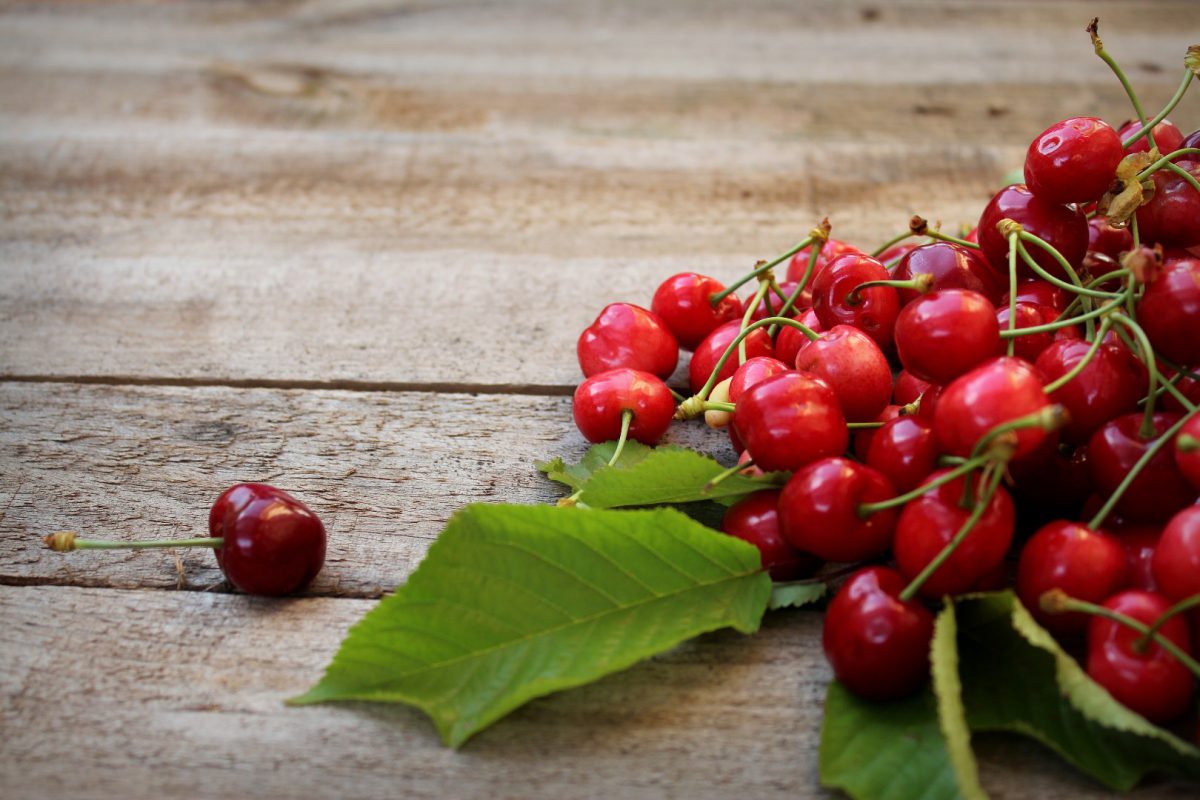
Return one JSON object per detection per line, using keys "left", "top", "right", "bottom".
{"left": 892, "top": 242, "right": 1004, "bottom": 305}
{"left": 893, "top": 370, "right": 933, "bottom": 406}
{"left": 1117, "top": 526, "right": 1162, "bottom": 592}
{"left": 1087, "top": 590, "right": 1194, "bottom": 724}
{"left": 1016, "top": 521, "right": 1128, "bottom": 634}
{"left": 794, "top": 325, "right": 892, "bottom": 423}
{"left": 577, "top": 303, "right": 678, "bottom": 380}
{"left": 209, "top": 483, "right": 326, "bottom": 596}
{"left": 1002, "top": 278, "right": 1070, "bottom": 312}
{"left": 728, "top": 356, "right": 791, "bottom": 403}
{"left": 866, "top": 415, "right": 939, "bottom": 494}
{"left": 1035, "top": 338, "right": 1148, "bottom": 446}
{"left": 852, "top": 403, "right": 906, "bottom": 461}
{"left": 1136, "top": 256, "right": 1200, "bottom": 367}
{"left": 1175, "top": 414, "right": 1200, "bottom": 488}
{"left": 822, "top": 566, "right": 934, "bottom": 701}
{"left": 1118, "top": 118, "right": 1185, "bottom": 156}
{"left": 1088, "top": 216, "right": 1133, "bottom": 261}
{"left": 978, "top": 184, "right": 1088, "bottom": 281}
{"left": 895, "top": 289, "right": 1000, "bottom": 385}
{"left": 721, "top": 490, "right": 817, "bottom": 581}
{"left": 774, "top": 307, "right": 824, "bottom": 366}
{"left": 893, "top": 469, "right": 1015, "bottom": 598}
{"left": 785, "top": 238, "right": 864, "bottom": 283}
{"left": 687, "top": 320, "right": 775, "bottom": 395}
{"left": 878, "top": 240, "right": 919, "bottom": 268}
{"left": 572, "top": 368, "right": 674, "bottom": 445}
{"left": 934, "top": 356, "right": 1051, "bottom": 461}
{"left": 1151, "top": 506, "right": 1200, "bottom": 602}
{"left": 1008, "top": 443, "right": 1091, "bottom": 526}
{"left": 1087, "top": 412, "right": 1195, "bottom": 524}
{"left": 1024, "top": 117, "right": 1123, "bottom": 205}
{"left": 1135, "top": 165, "right": 1200, "bottom": 249}
{"left": 732, "top": 372, "right": 848, "bottom": 472}
{"left": 995, "top": 302, "right": 1059, "bottom": 363}
{"left": 811, "top": 254, "right": 900, "bottom": 351}
{"left": 651, "top": 273, "right": 744, "bottom": 350}
{"left": 778, "top": 457, "right": 898, "bottom": 562}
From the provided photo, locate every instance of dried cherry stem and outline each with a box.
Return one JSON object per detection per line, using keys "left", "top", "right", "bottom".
{"left": 1109, "top": 313, "right": 1161, "bottom": 437}
{"left": 44, "top": 531, "right": 222, "bottom": 552}
{"left": 739, "top": 280, "right": 772, "bottom": 364}
{"left": 845, "top": 274, "right": 934, "bottom": 306}
{"left": 1042, "top": 318, "right": 1114, "bottom": 394}
{"left": 1087, "top": 407, "right": 1200, "bottom": 529}
{"left": 898, "top": 465, "right": 1007, "bottom": 602}
{"left": 711, "top": 220, "right": 829, "bottom": 305}
{"left": 1088, "top": 18, "right": 1159, "bottom": 153}
{"left": 1121, "top": 69, "right": 1194, "bottom": 148}
{"left": 1040, "top": 589, "right": 1200, "bottom": 679}
{"left": 856, "top": 455, "right": 991, "bottom": 518}
{"left": 1136, "top": 594, "right": 1200, "bottom": 652}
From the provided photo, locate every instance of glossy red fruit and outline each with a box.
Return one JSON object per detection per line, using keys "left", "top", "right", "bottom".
{"left": 1002, "top": 278, "right": 1069, "bottom": 312}
{"left": 812, "top": 254, "right": 900, "bottom": 351}
{"left": 1016, "top": 521, "right": 1128, "bottom": 634}
{"left": 866, "top": 415, "right": 939, "bottom": 494}
{"left": 995, "top": 302, "right": 1058, "bottom": 363}
{"left": 1135, "top": 166, "right": 1200, "bottom": 249}
{"left": 1087, "top": 590, "right": 1194, "bottom": 724}
{"left": 728, "top": 356, "right": 791, "bottom": 403}
{"left": 1151, "top": 506, "right": 1200, "bottom": 602}
{"left": 934, "top": 357, "right": 1051, "bottom": 461}
{"left": 572, "top": 368, "right": 674, "bottom": 445}
{"left": 209, "top": 483, "right": 326, "bottom": 596}
{"left": 687, "top": 320, "right": 775, "bottom": 394}
{"left": 1024, "top": 117, "right": 1123, "bottom": 205}
{"left": 1088, "top": 216, "right": 1133, "bottom": 261}
{"left": 852, "top": 403, "right": 906, "bottom": 461}
{"left": 1088, "top": 412, "right": 1195, "bottom": 524}
{"left": 895, "top": 290, "right": 1000, "bottom": 385}
{"left": 578, "top": 303, "right": 678, "bottom": 380}
{"left": 822, "top": 566, "right": 935, "bottom": 701}
{"left": 778, "top": 457, "right": 898, "bottom": 562}
{"left": 1175, "top": 414, "right": 1200, "bottom": 488}
{"left": 1118, "top": 526, "right": 1161, "bottom": 592}
{"left": 978, "top": 184, "right": 1088, "bottom": 281}
{"left": 1136, "top": 255, "right": 1200, "bottom": 366}
{"left": 721, "top": 490, "right": 817, "bottom": 581}
{"left": 651, "top": 273, "right": 744, "bottom": 350}
{"left": 893, "top": 370, "right": 933, "bottom": 406}
{"left": 794, "top": 325, "right": 892, "bottom": 422}
{"left": 1118, "top": 118, "right": 1185, "bottom": 156}
{"left": 892, "top": 242, "right": 1003, "bottom": 305}
{"left": 1036, "top": 338, "right": 1148, "bottom": 446}
{"left": 732, "top": 372, "right": 848, "bottom": 472}
{"left": 774, "top": 307, "right": 824, "bottom": 367}
{"left": 785, "top": 238, "right": 864, "bottom": 284}
{"left": 893, "top": 469, "right": 1015, "bottom": 598}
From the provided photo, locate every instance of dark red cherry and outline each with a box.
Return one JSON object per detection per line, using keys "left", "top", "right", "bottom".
{"left": 778, "top": 457, "right": 897, "bottom": 562}
{"left": 577, "top": 303, "right": 678, "bottom": 380}
{"left": 774, "top": 307, "right": 824, "bottom": 367}
{"left": 895, "top": 289, "right": 1000, "bottom": 385}
{"left": 893, "top": 370, "right": 933, "bottom": 406}
{"left": 1088, "top": 216, "right": 1133, "bottom": 261}
{"left": 1151, "top": 506, "right": 1200, "bottom": 602}
{"left": 1024, "top": 117, "right": 1123, "bottom": 205}
{"left": 934, "top": 356, "right": 1051, "bottom": 461}
{"left": 728, "top": 356, "right": 791, "bottom": 403}
{"left": 822, "top": 566, "right": 934, "bottom": 701}
{"left": 1118, "top": 118, "right": 1185, "bottom": 156}
{"left": 866, "top": 415, "right": 939, "bottom": 494}
{"left": 1175, "top": 414, "right": 1200, "bottom": 488}
{"left": 1135, "top": 165, "right": 1200, "bottom": 249}
{"left": 1137, "top": 254, "right": 1200, "bottom": 367}
{"left": 1087, "top": 590, "right": 1194, "bottom": 724}
{"left": 892, "top": 242, "right": 1004, "bottom": 305}
{"left": 209, "top": 483, "right": 326, "bottom": 596}
{"left": 572, "top": 368, "right": 675, "bottom": 445}
{"left": 1008, "top": 442, "right": 1091, "bottom": 525}
{"left": 1118, "top": 526, "right": 1161, "bottom": 592}
{"left": 721, "top": 490, "right": 817, "bottom": 581}
{"left": 978, "top": 184, "right": 1088, "bottom": 281}
{"left": 651, "top": 273, "right": 744, "bottom": 350}
{"left": 785, "top": 238, "right": 864, "bottom": 284}
{"left": 995, "top": 302, "right": 1058, "bottom": 363}
{"left": 1036, "top": 338, "right": 1148, "bottom": 446}
{"left": 853, "top": 403, "right": 906, "bottom": 461}
{"left": 1087, "top": 412, "right": 1195, "bottom": 524}
{"left": 812, "top": 254, "right": 900, "bottom": 351}
{"left": 732, "top": 372, "right": 848, "bottom": 472}
{"left": 1016, "top": 521, "right": 1128, "bottom": 634}
{"left": 687, "top": 320, "right": 775, "bottom": 394}
{"left": 1002, "top": 278, "right": 1069, "bottom": 312}
{"left": 794, "top": 325, "right": 892, "bottom": 422}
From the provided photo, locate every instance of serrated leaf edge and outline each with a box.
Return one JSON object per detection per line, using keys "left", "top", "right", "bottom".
{"left": 932, "top": 600, "right": 988, "bottom": 800}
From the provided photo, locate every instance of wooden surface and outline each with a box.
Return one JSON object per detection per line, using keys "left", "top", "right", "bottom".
{"left": 1, "top": 2, "right": 1198, "bottom": 798}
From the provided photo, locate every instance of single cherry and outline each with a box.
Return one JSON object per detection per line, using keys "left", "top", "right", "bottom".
{"left": 731, "top": 372, "right": 848, "bottom": 472}
{"left": 728, "top": 356, "right": 791, "bottom": 403}
{"left": 895, "top": 289, "right": 1000, "bottom": 385}
{"left": 811, "top": 253, "right": 900, "bottom": 351}
{"left": 572, "top": 368, "right": 674, "bottom": 445}
{"left": 688, "top": 320, "right": 775, "bottom": 394}
{"left": 651, "top": 273, "right": 744, "bottom": 350}
{"left": 995, "top": 302, "right": 1059, "bottom": 363}
{"left": 866, "top": 415, "right": 939, "bottom": 494}
{"left": 1024, "top": 117, "right": 1123, "bottom": 205}
{"left": 1118, "top": 118, "right": 1185, "bottom": 156}
{"left": 794, "top": 325, "right": 892, "bottom": 422}
{"left": 1135, "top": 165, "right": 1200, "bottom": 249}
{"left": 577, "top": 303, "right": 678, "bottom": 380}
{"left": 778, "top": 457, "right": 898, "bottom": 562}
{"left": 977, "top": 184, "right": 1088, "bottom": 281}
{"left": 1175, "top": 414, "right": 1200, "bottom": 488}
{"left": 1087, "top": 412, "right": 1194, "bottom": 524}
{"left": 774, "top": 307, "right": 824, "bottom": 366}
{"left": 1016, "top": 521, "right": 1128, "bottom": 634}
{"left": 1151, "top": 506, "right": 1200, "bottom": 602}
{"left": 892, "top": 242, "right": 1004, "bottom": 305}
{"left": 934, "top": 356, "right": 1051, "bottom": 461}
{"left": 721, "top": 490, "right": 818, "bottom": 581}
{"left": 1035, "top": 338, "right": 1147, "bottom": 446}
{"left": 1136, "top": 255, "right": 1200, "bottom": 367}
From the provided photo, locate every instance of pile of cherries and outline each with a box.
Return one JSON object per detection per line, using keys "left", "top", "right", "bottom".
{"left": 570, "top": 56, "right": 1200, "bottom": 723}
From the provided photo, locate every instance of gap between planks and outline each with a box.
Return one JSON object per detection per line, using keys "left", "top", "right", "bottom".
{"left": 0, "top": 374, "right": 576, "bottom": 397}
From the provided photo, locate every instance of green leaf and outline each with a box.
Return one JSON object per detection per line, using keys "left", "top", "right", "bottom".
{"left": 578, "top": 447, "right": 785, "bottom": 508}
{"left": 290, "top": 504, "right": 772, "bottom": 747}
{"left": 768, "top": 581, "right": 826, "bottom": 610}
{"left": 536, "top": 440, "right": 656, "bottom": 491}
{"left": 931, "top": 601, "right": 986, "bottom": 800}
{"left": 955, "top": 591, "right": 1200, "bottom": 790}
{"left": 821, "top": 682, "right": 968, "bottom": 800}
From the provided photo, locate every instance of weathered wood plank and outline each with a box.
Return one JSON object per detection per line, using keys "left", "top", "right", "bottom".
{"left": 0, "top": 584, "right": 1186, "bottom": 800}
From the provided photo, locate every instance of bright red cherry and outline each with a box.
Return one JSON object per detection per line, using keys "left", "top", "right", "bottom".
{"left": 572, "top": 368, "right": 674, "bottom": 445}
{"left": 577, "top": 303, "right": 678, "bottom": 380}
{"left": 793, "top": 325, "right": 892, "bottom": 422}
{"left": 1151, "top": 506, "right": 1200, "bottom": 602}
{"left": 728, "top": 356, "right": 791, "bottom": 403}
{"left": 778, "top": 457, "right": 898, "bottom": 562}
{"left": 866, "top": 415, "right": 939, "bottom": 494}
{"left": 1118, "top": 118, "right": 1185, "bottom": 156}
{"left": 1087, "top": 590, "right": 1194, "bottom": 724}
{"left": 721, "top": 490, "right": 817, "bottom": 581}
{"left": 895, "top": 290, "right": 1000, "bottom": 385}
{"left": 995, "top": 302, "right": 1059, "bottom": 363}
{"left": 209, "top": 483, "right": 327, "bottom": 596}
{"left": 1136, "top": 253, "right": 1200, "bottom": 367}
{"left": 934, "top": 357, "right": 1051, "bottom": 461}
{"left": 1016, "top": 521, "right": 1128, "bottom": 634}
{"left": 687, "top": 320, "right": 775, "bottom": 394}
{"left": 811, "top": 254, "right": 900, "bottom": 351}
{"left": 822, "top": 566, "right": 935, "bottom": 701}
{"left": 977, "top": 185, "right": 1088, "bottom": 281}
{"left": 852, "top": 403, "right": 906, "bottom": 461}
{"left": 892, "top": 242, "right": 1004, "bottom": 305}
{"left": 1036, "top": 338, "right": 1148, "bottom": 446}
{"left": 651, "top": 273, "right": 743, "bottom": 350}
{"left": 1087, "top": 412, "right": 1195, "bottom": 524}
{"left": 785, "top": 238, "right": 864, "bottom": 284}
{"left": 1175, "top": 414, "right": 1200, "bottom": 488}
{"left": 732, "top": 372, "right": 848, "bottom": 472}
{"left": 774, "top": 307, "right": 824, "bottom": 367}
{"left": 1024, "top": 117, "right": 1123, "bottom": 205}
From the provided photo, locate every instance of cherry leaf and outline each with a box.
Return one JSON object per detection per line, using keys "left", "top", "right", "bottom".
{"left": 536, "top": 440, "right": 657, "bottom": 491}
{"left": 768, "top": 581, "right": 826, "bottom": 610}
{"left": 931, "top": 601, "right": 987, "bottom": 799}
{"left": 577, "top": 448, "right": 786, "bottom": 508}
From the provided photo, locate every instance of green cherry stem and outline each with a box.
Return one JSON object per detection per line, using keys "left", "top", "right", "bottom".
{"left": 1162, "top": 160, "right": 1200, "bottom": 195}
{"left": 44, "top": 532, "right": 223, "bottom": 552}
{"left": 1136, "top": 148, "right": 1200, "bottom": 180}
{"left": 769, "top": 230, "right": 828, "bottom": 336}
{"left": 739, "top": 280, "right": 772, "bottom": 364}
{"left": 1151, "top": 374, "right": 1198, "bottom": 413}
{"left": 1000, "top": 297, "right": 1124, "bottom": 340}
{"left": 711, "top": 232, "right": 820, "bottom": 305}
{"left": 846, "top": 420, "right": 886, "bottom": 430}
{"left": 686, "top": 316, "right": 820, "bottom": 411}
{"left": 845, "top": 274, "right": 934, "bottom": 306}
{"left": 1089, "top": 18, "right": 1159, "bottom": 153}
{"left": 1109, "top": 313, "right": 1161, "bottom": 437}
{"left": 606, "top": 409, "right": 635, "bottom": 467}
{"left": 1058, "top": 269, "right": 1131, "bottom": 320}
{"left": 1136, "top": 593, "right": 1200, "bottom": 652}
{"left": 703, "top": 459, "right": 754, "bottom": 493}
{"left": 1043, "top": 319, "right": 1114, "bottom": 394}
{"left": 1087, "top": 407, "right": 1200, "bottom": 529}
{"left": 1017, "top": 232, "right": 1115, "bottom": 300}
{"left": 1121, "top": 69, "right": 1194, "bottom": 148}
{"left": 923, "top": 228, "right": 982, "bottom": 250}
{"left": 1040, "top": 589, "right": 1200, "bottom": 679}
{"left": 969, "top": 405, "right": 1067, "bottom": 460}
{"left": 869, "top": 229, "right": 914, "bottom": 258}
{"left": 857, "top": 455, "right": 991, "bottom": 518}
{"left": 1178, "top": 434, "right": 1200, "bottom": 453}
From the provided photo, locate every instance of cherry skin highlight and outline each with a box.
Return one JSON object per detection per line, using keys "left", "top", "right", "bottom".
{"left": 866, "top": 415, "right": 939, "bottom": 494}
{"left": 793, "top": 325, "right": 892, "bottom": 423}
{"left": 892, "top": 242, "right": 1003, "bottom": 305}
{"left": 732, "top": 372, "right": 848, "bottom": 472}
{"left": 1024, "top": 117, "right": 1123, "bottom": 205}
{"left": 895, "top": 289, "right": 1000, "bottom": 385}
{"left": 811, "top": 254, "right": 900, "bottom": 352}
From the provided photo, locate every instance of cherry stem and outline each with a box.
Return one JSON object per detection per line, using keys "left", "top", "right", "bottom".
{"left": 1109, "top": 313, "right": 1160, "bottom": 437}
{"left": 1151, "top": 374, "right": 1197, "bottom": 413}
{"left": 869, "top": 230, "right": 913, "bottom": 258}
{"left": 1006, "top": 232, "right": 1019, "bottom": 356}
{"left": 43, "top": 532, "right": 223, "bottom": 552}
{"left": 898, "top": 466, "right": 1005, "bottom": 602}
{"left": 1089, "top": 18, "right": 1159, "bottom": 153}
{"left": 1087, "top": 407, "right": 1200, "bottom": 529}
{"left": 1016, "top": 238, "right": 1103, "bottom": 337}
{"left": 1042, "top": 318, "right": 1114, "bottom": 394}
{"left": 1121, "top": 69, "right": 1193, "bottom": 148}
{"left": 1001, "top": 297, "right": 1124, "bottom": 340}
{"left": 1178, "top": 434, "right": 1200, "bottom": 453}
{"left": 606, "top": 409, "right": 635, "bottom": 468}
{"left": 845, "top": 275, "right": 933, "bottom": 306}
{"left": 1040, "top": 589, "right": 1200, "bottom": 680}
{"left": 739, "top": 280, "right": 772, "bottom": 364}
{"left": 1136, "top": 593, "right": 1200, "bottom": 652}
{"left": 703, "top": 400, "right": 735, "bottom": 413}
{"left": 768, "top": 234, "right": 827, "bottom": 336}
{"left": 846, "top": 420, "right": 885, "bottom": 430}
{"left": 1136, "top": 148, "right": 1200, "bottom": 182}
{"left": 1058, "top": 269, "right": 1131, "bottom": 320}
{"left": 969, "top": 405, "right": 1065, "bottom": 461}
{"left": 857, "top": 455, "right": 991, "bottom": 518}
{"left": 1130, "top": 212, "right": 1142, "bottom": 251}
{"left": 923, "top": 228, "right": 981, "bottom": 250}
{"left": 711, "top": 233, "right": 818, "bottom": 305}
{"left": 703, "top": 459, "right": 754, "bottom": 493}
{"left": 691, "top": 316, "right": 820, "bottom": 406}
{"left": 1162, "top": 160, "right": 1200, "bottom": 195}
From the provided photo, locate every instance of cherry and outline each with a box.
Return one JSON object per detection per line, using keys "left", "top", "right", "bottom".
{"left": 1002, "top": 278, "right": 1069, "bottom": 312}
{"left": 721, "top": 490, "right": 817, "bottom": 581}
{"left": 1035, "top": 338, "right": 1148, "bottom": 446}
{"left": 822, "top": 566, "right": 934, "bottom": 701}
{"left": 1135, "top": 165, "right": 1200, "bottom": 249}
{"left": 852, "top": 403, "right": 906, "bottom": 461}
{"left": 572, "top": 368, "right": 674, "bottom": 445}
{"left": 1118, "top": 117, "right": 1185, "bottom": 156}
{"left": 934, "top": 356, "right": 1051, "bottom": 461}
{"left": 995, "top": 302, "right": 1058, "bottom": 363}
{"left": 1008, "top": 443, "right": 1091, "bottom": 526}
{"left": 728, "top": 356, "right": 791, "bottom": 403}
{"left": 1086, "top": 590, "right": 1194, "bottom": 724}
{"left": 1118, "top": 526, "right": 1161, "bottom": 592}
{"left": 208, "top": 483, "right": 327, "bottom": 596}
{"left": 651, "top": 273, "right": 744, "bottom": 350}
{"left": 578, "top": 303, "right": 678, "bottom": 380}
{"left": 1087, "top": 412, "right": 1195, "bottom": 524}
{"left": 777, "top": 457, "right": 898, "bottom": 562}
{"left": 866, "top": 415, "right": 939, "bottom": 494}
{"left": 893, "top": 468, "right": 1015, "bottom": 598}
{"left": 793, "top": 324, "right": 892, "bottom": 422}
{"left": 893, "top": 370, "right": 933, "bottom": 406}
{"left": 785, "top": 238, "right": 864, "bottom": 284}
{"left": 774, "top": 307, "right": 824, "bottom": 366}
{"left": 1136, "top": 251, "right": 1200, "bottom": 367}
{"left": 811, "top": 253, "right": 900, "bottom": 351}
{"left": 1016, "top": 521, "right": 1128, "bottom": 634}
{"left": 1024, "top": 117, "right": 1123, "bottom": 205}
{"left": 1087, "top": 216, "right": 1133, "bottom": 261}
{"left": 977, "top": 184, "right": 1088, "bottom": 281}
{"left": 687, "top": 320, "right": 775, "bottom": 394}
{"left": 878, "top": 240, "right": 919, "bottom": 268}
{"left": 895, "top": 289, "right": 1000, "bottom": 385}
{"left": 731, "top": 372, "right": 848, "bottom": 472}
{"left": 891, "top": 242, "right": 1003, "bottom": 305}
{"left": 1175, "top": 414, "right": 1200, "bottom": 488}
{"left": 1151, "top": 506, "right": 1200, "bottom": 602}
